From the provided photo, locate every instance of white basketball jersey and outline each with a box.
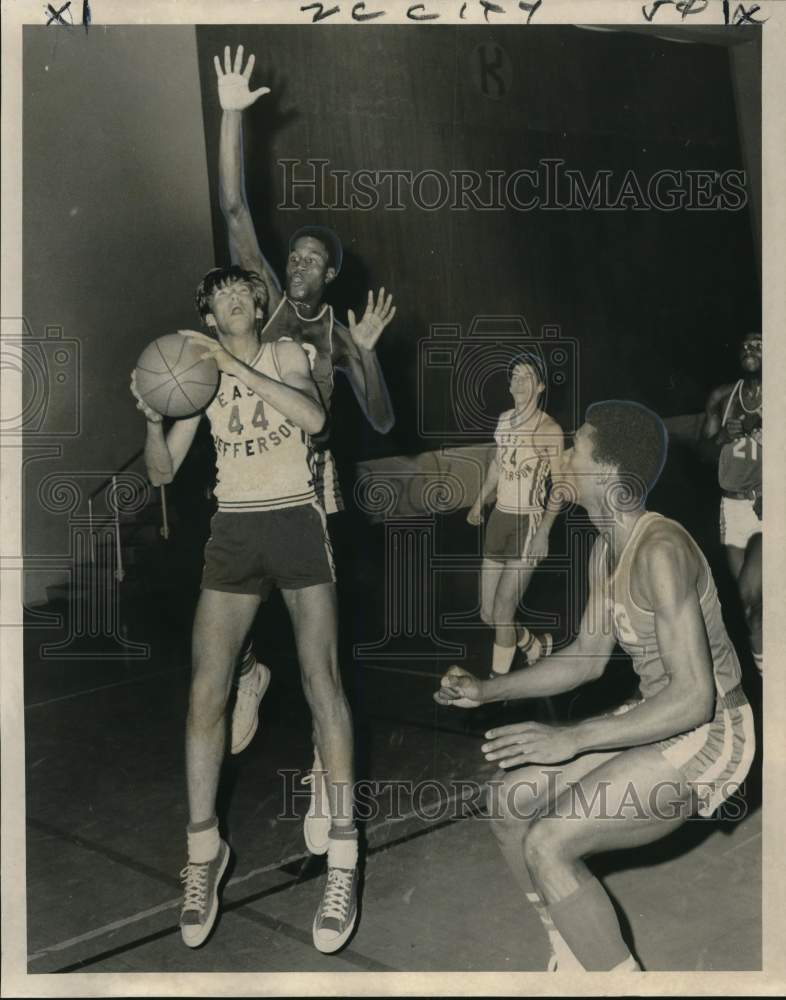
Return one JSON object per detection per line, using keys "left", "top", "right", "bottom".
{"left": 494, "top": 409, "right": 551, "bottom": 514}
{"left": 205, "top": 339, "right": 316, "bottom": 512}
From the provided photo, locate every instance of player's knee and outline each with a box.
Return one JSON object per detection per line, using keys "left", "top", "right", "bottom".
{"left": 523, "top": 817, "right": 565, "bottom": 877}
{"left": 492, "top": 590, "right": 516, "bottom": 624}
{"left": 188, "top": 673, "right": 230, "bottom": 726}
{"left": 487, "top": 770, "right": 539, "bottom": 836}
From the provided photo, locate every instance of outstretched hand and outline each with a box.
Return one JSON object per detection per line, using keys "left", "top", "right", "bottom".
{"left": 214, "top": 45, "right": 270, "bottom": 111}
{"left": 347, "top": 288, "right": 396, "bottom": 352}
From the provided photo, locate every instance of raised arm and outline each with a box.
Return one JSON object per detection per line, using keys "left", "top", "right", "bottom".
{"left": 215, "top": 45, "right": 282, "bottom": 311}
{"left": 332, "top": 289, "right": 396, "bottom": 434}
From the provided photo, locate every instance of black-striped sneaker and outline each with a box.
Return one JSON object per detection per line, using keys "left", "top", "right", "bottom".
{"left": 179, "top": 839, "right": 230, "bottom": 948}
{"left": 312, "top": 864, "right": 358, "bottom": 953}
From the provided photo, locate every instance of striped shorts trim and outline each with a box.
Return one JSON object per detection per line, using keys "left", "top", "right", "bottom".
{"left": 655, "top": 685, "right": 755, "bottom": 817}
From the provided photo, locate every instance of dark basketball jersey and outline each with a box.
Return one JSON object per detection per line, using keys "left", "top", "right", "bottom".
{"left": 261, "top": 296, "right": 342, "bottom": 513}
{"left": 262, "top": 297, "right": 335, "bottom": 415}
{"left": 718, "top": 380, "right": 762, "bottom": 494}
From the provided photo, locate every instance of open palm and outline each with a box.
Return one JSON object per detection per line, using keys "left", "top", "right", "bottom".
{"left": 214, "top": 44, "right": 270, "bottom": 111}
{"left": 347, "top": 288, "right": 396, "bottom": 351}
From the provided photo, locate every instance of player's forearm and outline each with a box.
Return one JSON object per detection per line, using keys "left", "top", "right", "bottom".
{"left": 219, "top": 110, "right": 245, "bottom": 217}
{"left": 235, "top": 366, "right": 325, "bottom": 435}
{"left": 343, "top": 347, "right": 395, "bottom": 433}
{"left": 480, "top": 644, "right": 598, "bottom": 703}
{"left": 144, "top": 422, "right": 174, "bottom": 486}
{"left": 571, "top": 684, "right": 714, "bottom": 754}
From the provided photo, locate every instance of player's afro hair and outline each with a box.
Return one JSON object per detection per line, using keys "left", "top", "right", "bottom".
{"left": 289, "top": 226, "right": 343, "bottom": 275}
{"left": 195, "top": 266, "right": 268, "bottom": 322}
{"left": 585, "top": 400, "right": 667, "bottom": 502}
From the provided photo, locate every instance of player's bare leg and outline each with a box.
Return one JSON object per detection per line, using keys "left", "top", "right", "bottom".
{"left": 181, "top": 588, "right": 261, "bottom": 947}
{"left": 725, "top": 544, "right": 745, "bottom": 581}
{"left": 488, "top": 751, "right": 619, "bottom": 969}
{"left": 522, "top": 746, "right": 694, "bottom": 971}
{"left": 490, "top": 560, "right": 552, "bottom": 677}
{"left": 480, "top": 557, "right": 505, "bottom": 624}
{"left": 187, "top": 589, "right": 262, "bottom": 822}
{"left": 738, "top": 533, "right": 762, "bottom": 669}
{"left": 283, "top": 581, "right": 358, "bottom": 953}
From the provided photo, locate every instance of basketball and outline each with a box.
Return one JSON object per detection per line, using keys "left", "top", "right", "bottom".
{"left": 134, "top": 334, "right": 220, "bottom": 418}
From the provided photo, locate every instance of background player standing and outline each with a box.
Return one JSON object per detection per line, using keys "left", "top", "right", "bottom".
{"left": 704, "top": 331, "right": 762, "bottom": 674}
{"left": 437, "top": 401, "right": 754, "bottom": 971}
{"left": 132, "top": 265, "right": 360, "bottom": 954}
{"left": 467, "top": 354, "right": 563, "bottom": 678}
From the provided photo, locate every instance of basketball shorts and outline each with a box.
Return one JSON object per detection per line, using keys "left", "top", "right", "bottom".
{"left": 614, "top": 685, "right": 755, "bottom": 817}
{"left": 484, "top": 508, "right": 538, "bottom": 561}
{"left": 315, "top": 448, "right": 344, "bottom": 516}
{"left": 720, "top": 496, "right": 761, "bottom": 549}
{"left": 201, "top": 503, "right": 335, "bottom": 598}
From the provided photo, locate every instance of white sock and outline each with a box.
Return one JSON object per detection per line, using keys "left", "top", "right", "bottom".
{"left": 492, "top": 643, "right": 516, "bottom": 676}
{"left": 187, "top": 819, "right": 220, "bottom": 864}
{"left": 752, "top": 652, "right": 763, "bottom": 675}
{"left": 327, "top": 829, "right": 359, "bottom": 870}
{"left": 526, "top": 891, "right": 585, "bottom": 971}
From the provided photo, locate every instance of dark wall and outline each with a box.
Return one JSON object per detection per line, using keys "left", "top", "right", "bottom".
{"left": 196, "top": 25, "right": 760, "bottom": 462}
{"left": 23, "top": 26, "right": 215, "bottom": 602}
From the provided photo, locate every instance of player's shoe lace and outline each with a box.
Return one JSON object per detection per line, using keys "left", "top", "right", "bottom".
{"left": 179, "top": 840, "right": 230, "bottom": 948}
{"left": 312, "top": 865, "right": 358, "bottom": 953}
{"left": 181, "top": 862, "right": 208, "bottom": 910}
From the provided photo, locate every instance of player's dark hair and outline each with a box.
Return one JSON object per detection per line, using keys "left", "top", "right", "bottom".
{"left": 507, "top": 351, "right": 546, "bottom": 385}
{"left": 289, "top": 226, "right": 343, "bottom": 275}
{"left": 195, "top": 266, "right": 268, "bottom": 322}
{"left": 585, "top": 400, "right": 667, "bottom": 501}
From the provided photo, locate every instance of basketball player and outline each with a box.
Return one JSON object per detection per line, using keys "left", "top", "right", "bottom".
{"left": 131, "top": 265, "right": 359, "bottom": 954}
{"left": 467, "top": 354, "right": 563, "bottom": 678}
{"left": 436, "top": 401, "right": 754, "bottom": 971}
{"left": 704, "top": 331, "right": 762, "bottom": 674}
{"left": 213, "top": 45, "right": 396, "bottom": 768}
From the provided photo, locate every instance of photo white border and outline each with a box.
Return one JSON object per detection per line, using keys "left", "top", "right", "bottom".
{"left": 2, "top": 0, "right": 784, "bottom": 995}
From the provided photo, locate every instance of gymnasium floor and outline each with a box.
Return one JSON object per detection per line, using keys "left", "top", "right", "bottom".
{"left": 22, "top": 495, "right": 762, "bottom": 976}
